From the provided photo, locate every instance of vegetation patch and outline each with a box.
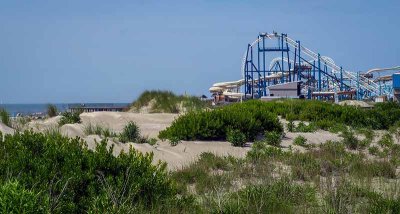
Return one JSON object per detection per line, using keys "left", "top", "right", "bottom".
{"left": 293, "top": 135, "right": 308, "bottom": 148}
{"left": 258, "top": 99, "right": 400, "bottom": 130}
{"left": 159, "top": 101, "right": 283, "bottom": 142}
{"left": 0, "top": 108, "right": 11, "bottom": 127}
{"left": 46, "top": 104, "right": 58, "bottom": 117}
{"left": 83, "top": 123, "right": 117, "bottom": 138}
{"left": 0, "top": 131, "right": 184, "bottom": 213}
{"left": 58, "top": 111, "right": 81, "bottom": 126}
{"left": 130, "top": 90, "right": 208, "bottom": 113}
{"left": 227, "top": 129, "right": 247, "bottom": 147}
{"left": 264, "top": 131, "right": 282, "bottom": 147}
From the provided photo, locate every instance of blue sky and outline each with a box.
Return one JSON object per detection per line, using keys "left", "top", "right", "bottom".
{"left": 0, "top": 0, "right": 399, "bottom": 103}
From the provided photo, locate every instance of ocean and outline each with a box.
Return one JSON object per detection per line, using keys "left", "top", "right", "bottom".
{"left": 0, "top": 103, "right": 130, "bottom": 117}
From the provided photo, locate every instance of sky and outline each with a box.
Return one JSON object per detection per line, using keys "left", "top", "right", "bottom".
{"left": 0, "top": 0, "right": 399, "bottom": 103}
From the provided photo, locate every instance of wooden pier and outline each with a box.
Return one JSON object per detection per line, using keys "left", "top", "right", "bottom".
{"left": 68, "top": 104, "right": 128, "bottom": 113}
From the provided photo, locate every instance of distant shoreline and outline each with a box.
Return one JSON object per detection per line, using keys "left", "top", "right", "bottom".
{"left": 0, "top": 103, "right": 129, "bottom": 117}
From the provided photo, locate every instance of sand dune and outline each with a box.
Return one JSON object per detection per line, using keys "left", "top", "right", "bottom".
{"left": 0, "top": 122, "right": 14, "bottom": 135}
{"left": 80, "top": 112, "right": 177, "bottom": 138}
{"left": 11, "top": 112, "right": 347, "bottom": 170}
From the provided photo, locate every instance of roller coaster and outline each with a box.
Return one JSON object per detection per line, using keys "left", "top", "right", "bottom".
{"left": 209, "top": 32, "right": 400, "bottom": 102}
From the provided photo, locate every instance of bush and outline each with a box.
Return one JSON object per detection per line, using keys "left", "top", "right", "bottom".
{"left": 159, "top": 101, "right": 283, "bottom": 142}
{"left": 148, "top": 138, "right": 158, "bottom": 146}
{"left": 46, "top": 104, "right": 58, "bottom": 117}
{"left": 119, "top": 121, "right": 140, "bottom": 143}
{"left": 378, "top": 133, "right": 394, "bottom": 148}
{"left": 340, "top": 129, "right": 359, "bottom": 150}
{"left": 169, "top": 136, "right": 181, "bottom": 146}
{"left": 295, "top": 122, "right": 316, "bottom": 133}
{"left": 245, "top": 100, "right": 400, "bottom": 130}
{"left": 0, "top": 131, "right": 176, "bottom": 213}
{"left": 0, "top": 108, "right": 10, "bottom": 127}
{"left": 58, "top": 111, "right": 81, "bottom": 126}
{"left": 264, "top": 131, "right": 282, "bottom": 147}
{"left": 293, "top": 135, "right": 308, "bottom": 148}
{"left": 0, "top": 180, "right": 49, "bottom": 213}
{"left": 227, "top": 129, "right": 247, "bottom": 147}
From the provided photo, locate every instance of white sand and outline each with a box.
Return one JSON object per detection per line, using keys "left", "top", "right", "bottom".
{"left": 27, "top": 116, "right": 62, "bottom": 132}
{"left": 0, "top": 122, "right": 15, "bottom": 135}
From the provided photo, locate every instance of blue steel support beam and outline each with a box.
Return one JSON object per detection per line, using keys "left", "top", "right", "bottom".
{"left": 297, "top": 41, "right": 301, "bottom": 81}
{"left": 281, "top": 34, "right": 285, "bottom": 83}
{"left": 257, "top": 36, "right": 261, "bottom": 97}
{"left": 318, "top": 54, "right": 322, "bottom": 93}
{"left": 340, "top": 66, "right": 343, "bottom": 100}
{"left": 262, "top": 36, "right": 266, "bottom": 95}
{"left": 313, "top": 61, "right": 316, "bottom": 88}
{"left": 293, "top": 47, "right": 297, "bottom": 82}
{"left": 251, "top": 46, "right": 254, "bottom": 98}
{"left": 357, "top": 71, "right": 360, "bottom": 100}
{"left": 285, "top": 35, "right": 291, "bottom": 82}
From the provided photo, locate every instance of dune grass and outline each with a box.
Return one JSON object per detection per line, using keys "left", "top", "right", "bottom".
{"left": 83, "top": 123, "right": 117, "bottom": 138}
{"left": 0, "top": 108, "right": 11, "bottom": 127}
{"left": 130, "top": 90, "right": 208, "bottom": 113}
{"left": 46, "top": 104, "right": 58, "bottom": 117}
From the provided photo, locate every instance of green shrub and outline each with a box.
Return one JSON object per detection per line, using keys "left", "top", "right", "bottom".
{"left": 245, "top": 100, "right": 400, "bottom": 130}
{"left": 295, "top": 122, "right": 317, "bottom": 133}
{"left": 148, "top": 138, "right": 158, "bottom": 146}
{"left": 0, "top": 180, "right": 49, "bottom": 213}
{"left": 227, "top": 129, "right": 247, "bottom": 147}
{"left": 159, "top": 101, "right": 283, "bottom": 142}
{"left": 119, "top": 121, "right": 140, "bottom": 143}
{"left": 0, "top": 131, "right": 176, "bottom": 213}
{"left": 0, "top": 108, "right": 10, "bottom": 127}
{"left": 58, "top": 111, "right": 81, "bottom": 126}
{"left": 46, "top": 104, "right": 58, "bottom": 117}
{"left": 368, "top": 146, "right": 380, "bottom": 156}
{"left": 169, "top": 136, "right": 181, "bottom": 146}
{"left": 378, "top": 133, "right": 394, "bottom": 148}
{"left": 264, "top": 131, "right": 282, "bottom": 147}
{"left": 340, "top": 129, "right": 359, "bottom": 150}
{"left": 293, "top": 135, "right": 308, "bottom": 148}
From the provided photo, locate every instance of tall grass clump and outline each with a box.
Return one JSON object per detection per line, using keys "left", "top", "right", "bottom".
{"left": 58, "top": 111, "right": 81, "bottom": 126}
{"left": 84, "top": 123, "right": 117, "bottom": 138}
{"left": 0, "top": 108, "right": 11, "bottom": 127}
{"left": 293, "top": 135, "right": 308, "bottom": 148}
{"left": 227, "top": 129, "right": 246, "bottom": 147}
{"left": 46, "top": 104, "right": 58, "bottom": 117}
{"left": 159, "top": 100, "right": 283, "bottom": 142}
{"left": 216, "top": 179, "right": 317, "bottom": 213}
{"left": 0, "top": 131, "right": 180, "bottom": 213}
{"left": 119, "top": 121, "right": 140, "bottom": 143}
{"left": 131, "top": 90, "right": 207, "bottom": 113}
{"left": 264, "top": 131, "right": 282, "bottom": 147}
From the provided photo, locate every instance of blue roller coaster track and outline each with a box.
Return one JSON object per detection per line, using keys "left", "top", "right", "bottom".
{"left": 242, "top": 32, "right": 396, "bottom": 100}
